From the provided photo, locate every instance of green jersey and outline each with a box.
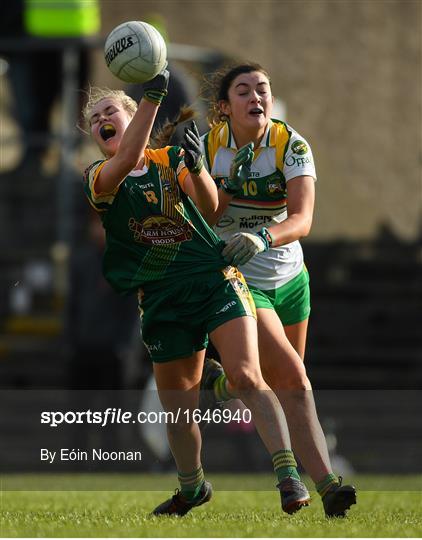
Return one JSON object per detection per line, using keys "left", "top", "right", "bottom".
{"left": 83, "top": 146, "right": 226, "bottom": 294}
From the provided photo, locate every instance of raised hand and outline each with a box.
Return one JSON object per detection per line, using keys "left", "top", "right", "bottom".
{"left": 181, "top": 121, "right": 204, "bottom": 175}
{"left": 142, "top": 66, "right": 169, "bottom": 105}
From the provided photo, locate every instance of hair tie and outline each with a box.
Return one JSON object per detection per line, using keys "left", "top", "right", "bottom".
{"left": 173, "top": 121, "right": 178, "bottom": 127}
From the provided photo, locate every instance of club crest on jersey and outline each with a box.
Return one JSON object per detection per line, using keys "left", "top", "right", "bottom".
{"left": 266, "top": 176, "right": 286, "bottom": 198}
{"left": 291, "top": 140, "right": 308, "bottom": 155}
{"left": 128, "top": 215, "right": 192, "bottom": 245}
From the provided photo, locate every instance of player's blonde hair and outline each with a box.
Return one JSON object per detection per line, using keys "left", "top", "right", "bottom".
{"left": 203, "top": 63, "right": 271, "bottom": 126}
{"left": 81, "top": 86, "right": 138, "bottom": 131}
{"left": 81, "top": 86, "right": 196, "bottom": 149}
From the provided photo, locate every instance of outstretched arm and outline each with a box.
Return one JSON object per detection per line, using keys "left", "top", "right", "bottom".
{"left": 268, "top": 175, "right": 315, "bottom": 245}
{"left": 222, "top": 175, "right": 315, "bottom": 266}
{"left": 95, "top": 70, "right": 169, "bottom": 194}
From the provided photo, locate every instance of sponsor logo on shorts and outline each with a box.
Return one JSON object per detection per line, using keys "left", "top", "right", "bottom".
{"left": 144, "top": 340, "right": 164, "bottom": 354}
{"left": 215, "top": 300, "right": 236, "bottom": 315}
{"left": 128, "top": 216, "right": 192, "bottom": 245}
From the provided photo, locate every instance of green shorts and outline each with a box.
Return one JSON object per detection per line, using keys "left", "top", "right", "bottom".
{"left": 249, "top": 268, "right": 310, "bottom": 326}
{"left": 139, "top": 267, "right": 256, "bottom": 362}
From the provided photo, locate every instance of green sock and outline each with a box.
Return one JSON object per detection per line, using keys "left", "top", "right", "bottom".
{"left": 316, "top": 473, "right": 339, "bottom": 498}
{"left": 214, "top": 373, "right": 236, "bottom": 402}
{"left": 178, "top": 466, "right": 205, "bottom": 501}
{"left": 272, "top": 450, "right": 300, "bottom": 482}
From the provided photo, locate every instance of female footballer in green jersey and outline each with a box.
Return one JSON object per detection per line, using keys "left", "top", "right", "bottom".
{"left": 197, "top": 63, "right": 356, "bottom": 517}
{"left": 81, "top": 69, "right": 311, "bottom": 516}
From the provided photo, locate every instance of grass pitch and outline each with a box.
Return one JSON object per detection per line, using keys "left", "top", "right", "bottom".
{"left": 1, "top": 474, "right": 421, "bottom": 537}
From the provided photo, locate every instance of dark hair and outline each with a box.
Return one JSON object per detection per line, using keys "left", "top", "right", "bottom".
{"left": 205, "top": 62, "right": 271, "bottom": 126}
{"left": 218, "top": 63, "right": 270, "bottom": 100}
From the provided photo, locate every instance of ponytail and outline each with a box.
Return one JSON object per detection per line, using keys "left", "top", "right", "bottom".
{"left": 151, "top": 106, "right": 196, "bottom": 148}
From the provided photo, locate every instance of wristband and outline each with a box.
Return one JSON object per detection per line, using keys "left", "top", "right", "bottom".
{"left": 143, "top": 88, "right": 168, "bottom": 106}
{"left": 256, "top": 227, "right": 274, "bottom": 251}
{"left": 188, "top": 156, "right": 204, "bottom": 176}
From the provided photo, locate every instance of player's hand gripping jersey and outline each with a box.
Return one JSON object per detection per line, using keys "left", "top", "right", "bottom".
{"left": 201, "top": 120, "right": 317, "bottom": 290}
{"left": 83, "top": 146, "right": 226, "bottom": 294}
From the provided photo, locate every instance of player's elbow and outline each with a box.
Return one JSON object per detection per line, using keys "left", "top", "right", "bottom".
{"left": 204, "top": 211, "right": 220, "bottom": 227}
{"left": 301, "top": 221, "right": 313, "bottom": 238}
{"left": 206, "top": 197, "right": 219, "bottom": 215}
{"left": 298, "top": 214, "right": 313, "bottom": 238}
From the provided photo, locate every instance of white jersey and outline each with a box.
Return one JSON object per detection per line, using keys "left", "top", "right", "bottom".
{"left": 201, "top": 119, "right": 316, "bottom": 290}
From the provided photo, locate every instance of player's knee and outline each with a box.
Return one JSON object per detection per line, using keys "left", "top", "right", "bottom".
{"left": 266, "top": 363, "right": 311, "bottom": 391}
{"left": 228, "top": 366, "right": 265, "bottom": 393}
{"left": 282, "top": 371, "right": 311, "bottom": 391}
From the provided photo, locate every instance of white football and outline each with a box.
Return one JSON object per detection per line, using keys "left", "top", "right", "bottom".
{"left": 104, "top": 21, "right": 167, "bottom": 84}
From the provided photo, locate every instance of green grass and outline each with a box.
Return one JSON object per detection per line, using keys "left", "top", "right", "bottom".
{"left": 1, "top": 474, "right": 421, "bottom": 537}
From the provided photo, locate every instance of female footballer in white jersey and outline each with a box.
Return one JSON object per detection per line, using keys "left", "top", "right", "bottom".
{"left": 199, "top": 63, "right": 356, "bottom": 517}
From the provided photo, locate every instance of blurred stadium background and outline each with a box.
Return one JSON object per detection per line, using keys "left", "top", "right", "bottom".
{"left": 0, "top": 0, "right": 421, "bottom": 479}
